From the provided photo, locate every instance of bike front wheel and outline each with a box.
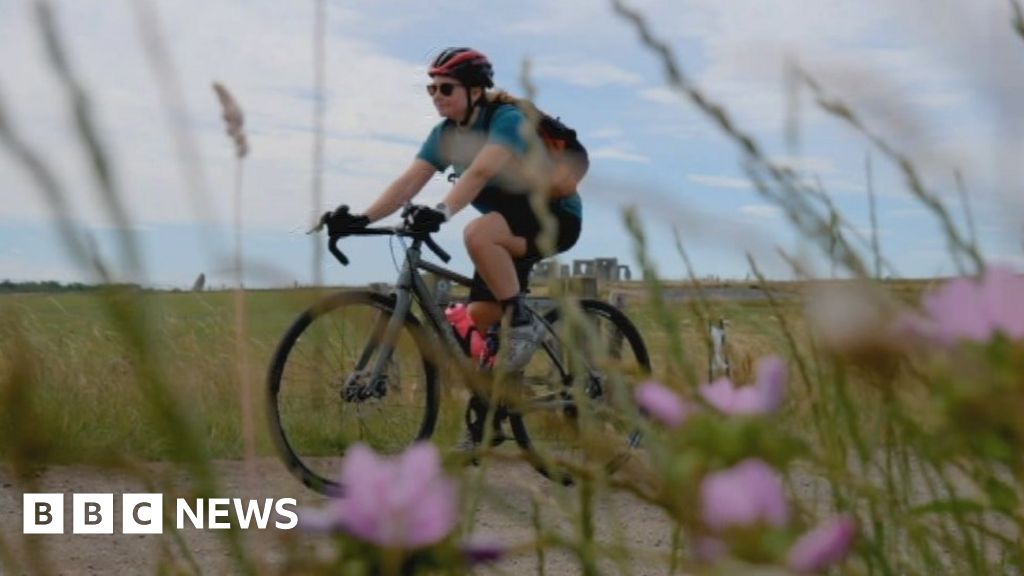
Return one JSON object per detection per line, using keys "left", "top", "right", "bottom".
{"left": 267, "top": 290, "right": 440, "bottom": 494}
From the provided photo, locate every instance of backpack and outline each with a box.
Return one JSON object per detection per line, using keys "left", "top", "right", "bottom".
{"left": 482, "top": 97, "right": 589, "bottom": 198}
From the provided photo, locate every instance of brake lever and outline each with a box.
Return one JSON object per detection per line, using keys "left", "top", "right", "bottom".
{"left": 328, "top": 235, "right": 350, "bottom": 266}
{"left": 423, "top": 235, "right": 451, "bottom": 263}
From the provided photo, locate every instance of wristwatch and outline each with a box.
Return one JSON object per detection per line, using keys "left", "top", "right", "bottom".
{"left": 435, "top": 202, "right": 452, "bottom": 221}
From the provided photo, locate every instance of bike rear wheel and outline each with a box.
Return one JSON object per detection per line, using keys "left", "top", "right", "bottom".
{"left": 508, "top": 299, "right": 651, "bottom": 483}
{"left": 267, "top": 291, "right": 439, "bottom": 494}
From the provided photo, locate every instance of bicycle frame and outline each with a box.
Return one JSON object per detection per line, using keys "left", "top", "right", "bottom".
{"left": 350, "top": 234, "right": 572, "bottom": 406}
{"left": 356, "top": 235, "right": 487, "bottom": 397}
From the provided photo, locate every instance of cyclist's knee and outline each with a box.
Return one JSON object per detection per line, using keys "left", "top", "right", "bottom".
{"left": 464, "top": 214, "right": 506, "bottom": 253}
{"left": 463, "top": 219, "right": 482, "bottom": 251}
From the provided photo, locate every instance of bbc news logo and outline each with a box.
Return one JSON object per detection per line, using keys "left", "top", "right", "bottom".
{"left": 23, "top": 494, "right": 298, "bottom": 534}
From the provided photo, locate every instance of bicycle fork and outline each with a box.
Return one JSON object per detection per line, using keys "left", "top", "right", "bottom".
{"left": 344, "top": 263, "right": 422, "bottom": 402}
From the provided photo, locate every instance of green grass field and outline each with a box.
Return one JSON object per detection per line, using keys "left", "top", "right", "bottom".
{"left": 0, "top": 279, "right": 930, "bottom": 464}
{"left": 0, "top": 288, "right": 320, "bottom": 461}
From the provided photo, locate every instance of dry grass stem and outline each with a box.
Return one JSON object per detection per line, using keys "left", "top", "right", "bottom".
{"left": 212, "top": 81, "right": 249, "bottom": 158}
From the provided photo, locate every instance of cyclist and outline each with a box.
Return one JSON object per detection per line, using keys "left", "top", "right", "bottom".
{"left": 327, "top": 47, "right": 583, "bottom": 373}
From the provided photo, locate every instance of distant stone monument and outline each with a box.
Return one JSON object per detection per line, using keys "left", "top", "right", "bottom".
{"left": 594, "top": 258, "right": 618, "bottom": 281}
{"left": 532, "top": 260, "right": 584, "bottom": 281}
{"left": 191, "top": 273, "right": 206, "bottom": 292}
{"left": 533, "top": 257, "right": 632, "bottom": 283}
{"left": 573, "top": 259, "right": 596, "bottom": 278}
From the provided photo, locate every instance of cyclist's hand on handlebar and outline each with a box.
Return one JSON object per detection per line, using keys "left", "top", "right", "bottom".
{"left": 318, "top": 205, "right": 370, "bottom": 237}
{"left": 405, "top": 203, "right": 448, "bottom": 234}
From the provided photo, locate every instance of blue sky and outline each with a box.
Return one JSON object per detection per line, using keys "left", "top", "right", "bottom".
{"left": 1, "top": 0, "right": 1022, "bottom": 288}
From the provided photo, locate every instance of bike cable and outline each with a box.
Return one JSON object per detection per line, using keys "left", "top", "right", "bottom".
{"left": 388, "top": 233, "right": 407, "bottom": 275}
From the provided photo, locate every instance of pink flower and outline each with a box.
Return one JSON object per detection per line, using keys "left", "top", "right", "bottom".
{"left": 301, "top": 442, "right": 458, "bottom": 549}
{"left": 904, "top": 266, "right": 1024, "bottom": 345}
{"left": 698, "top": 356, "right": 787, "bottom": 415}
{"left": 787, "top": 515, "right": 858, "bottom": 574}
{"left": 700, "top": 458, "right": 790, "bottom": 531}
{"left": 634, "top": 380, "right": 694, "bottom": 427}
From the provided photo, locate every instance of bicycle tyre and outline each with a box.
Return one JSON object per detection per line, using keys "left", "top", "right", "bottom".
{"left": 509, "top": 298, "right": 652, "bottom": 483}
{"left": 267, "top": 290, "right": 440, "bottom": 494}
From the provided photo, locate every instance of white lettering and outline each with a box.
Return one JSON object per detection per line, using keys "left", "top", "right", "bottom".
{"left": 274, "top": 498, "right": 298, "bottom": 530}
{"left": 176, "top": 499, "right": 204, "bottom": 530}
{"left": 208, "top": 498, "right": 231, "bottom": 529}
{"left": 233, "top": 498, "right": 274, "bottom": 529}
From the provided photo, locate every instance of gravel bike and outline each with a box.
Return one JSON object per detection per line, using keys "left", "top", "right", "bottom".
{"left": 267, "top": 205, "right": 652, "bottom": 494}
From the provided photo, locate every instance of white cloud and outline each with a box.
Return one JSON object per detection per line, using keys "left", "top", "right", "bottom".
{"left": 986, "top": 253, "right": 1024, "bottom": 270}
{"left": 533, "top": 59, "right": 643, "bottom": 88}
{"left": 590, "top": 127, "right": 626, "bottom": 140}
{"left": 850, "top": 224, "right": 888, "bottom": 239}
{"left": 0, "top": 253, "right": 82, "bottom": 283}
{"left": 639, "top": 87, "right": 678, "bottom": 105}
{"left": 643, "top": 120, "right": 702, "bottom": 141}
{"left": 910, "top": 91, "right": 968, "bottom": 110}
{"left": 886, "top": 208, "right": 927, "bottom": 219}
{"left": 499, "top": 2, "right": 627, "bottom": 40}
{"left": 739, "top": 204, "right": 783, "bottom": 219}
{"left": 590, "top": 146, "right": 651, "bottom": 164}
{"left": 824, "top": 179, "right": 867, "bottom": 194}
{"left": 687, "top": 174, "right": 751, "bottom": 190}
{"left": 769, "top": 155, "right": 837, "bottom": 176}
{"left": 612, "top": 0, "right": 1002, "bottom": 161}
{"left": 0, "top": 0, "right": 436, "bottom": 230}
{"left": 873, "top": 1, "right": 1024, "bottom": 128}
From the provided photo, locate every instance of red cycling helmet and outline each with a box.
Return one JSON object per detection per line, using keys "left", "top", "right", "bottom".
{"left": 429, "top": 47, "right": 494, "bottom": 88}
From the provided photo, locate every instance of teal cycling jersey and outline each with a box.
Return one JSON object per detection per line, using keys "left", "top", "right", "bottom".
{"left": 416, "top": 103, "right": 582, "bottom": 218}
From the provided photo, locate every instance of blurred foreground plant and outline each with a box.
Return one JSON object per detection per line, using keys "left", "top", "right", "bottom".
{"left": 300, "top": 442, "right": 505, "bottom": 575}
{"left": 635, "top": 358, "right": 858, "bottom": 573}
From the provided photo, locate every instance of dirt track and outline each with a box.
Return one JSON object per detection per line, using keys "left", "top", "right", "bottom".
{"left": 0, "top": 457, "right": 683, "bottom": 575}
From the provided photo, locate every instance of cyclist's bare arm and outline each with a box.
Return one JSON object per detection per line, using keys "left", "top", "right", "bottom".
{"left": 364, "top": 159, "right": 437, "bottom": 222}
{"left": 441, "top": 144, "right": 513, "bottom": 216}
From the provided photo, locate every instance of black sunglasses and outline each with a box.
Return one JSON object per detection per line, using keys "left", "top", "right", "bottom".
{"left": 426, "top": 82, "right": 460, "bottom": 97}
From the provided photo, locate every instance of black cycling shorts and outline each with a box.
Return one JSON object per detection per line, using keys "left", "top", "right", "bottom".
{"left": 468, "top": 195, "right": 581, "bottom": 303}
